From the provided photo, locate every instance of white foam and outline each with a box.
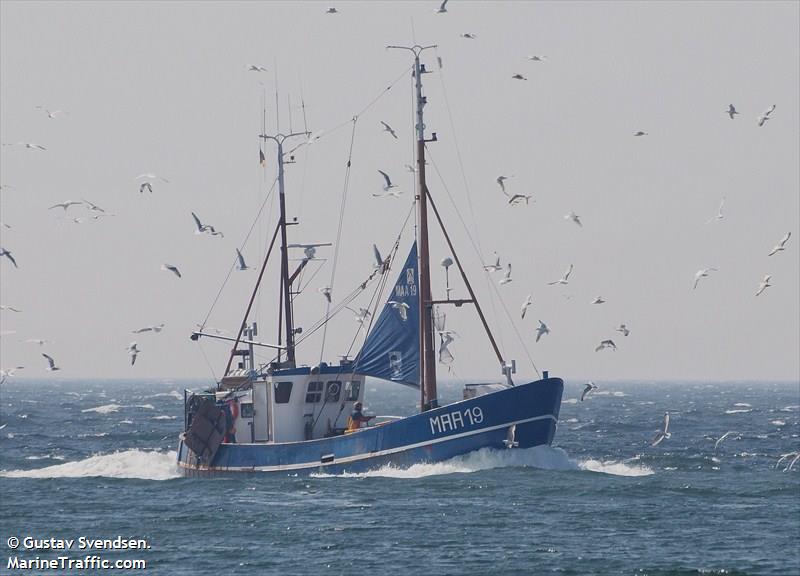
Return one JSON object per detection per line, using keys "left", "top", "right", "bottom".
{"left": 563, "top": 398, "right": 578, "bottom": 404}
{"left": 1, "top": 450, "right": 180, "bottom": 480}
{"left": 734, "top": 403, "right": 752, "bottom": 407}
{"left": 81, "top": 403, "right": 122, "bottom": 414}
{"left": 152, "top": 415, "right": 176, "bottom": 420}
{"left": 771, "top": 420, "right": 786, "bottom": 426}
{"left": 311, "top": 446, "right": 653, "bottom": 479}
{"left": 780, "top": 405, "right": 799, "bottom": 412}
{"left": 725, "top": 409, "right": 752, "bottom": 414}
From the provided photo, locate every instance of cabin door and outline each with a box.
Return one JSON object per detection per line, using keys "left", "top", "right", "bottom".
{"left": 252, "top": 381, "right": 270, "bottom": 442}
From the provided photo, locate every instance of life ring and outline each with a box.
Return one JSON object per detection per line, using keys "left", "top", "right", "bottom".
{"left": 326, "top": 382, "right": 340, "bottom": 400}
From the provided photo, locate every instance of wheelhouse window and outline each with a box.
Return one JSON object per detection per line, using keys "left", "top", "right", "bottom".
{"left": 305, "top": 381, "right": 323, "bottom": 404}
{"left": 274, "top": 381, "right": 293, "bottom": 404}
{"left": 344, "top": 380, "right": 361, "bottom": 402}
{"left": 325, "top": 381, "right": 341, "bottom": 403}
{"left": 240, "top": 403, "right": 254, "bottom": 418}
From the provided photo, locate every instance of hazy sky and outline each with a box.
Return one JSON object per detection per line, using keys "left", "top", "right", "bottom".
{"left": 1, "top": 1, "right": 798, "bottom": 384}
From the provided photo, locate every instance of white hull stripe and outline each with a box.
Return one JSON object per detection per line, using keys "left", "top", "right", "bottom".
{"left": 179, "top": 413, "right": 557, "bottom": 473}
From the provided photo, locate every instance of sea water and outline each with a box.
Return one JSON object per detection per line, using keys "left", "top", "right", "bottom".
{"left": 1, "top": 379, "right": 798, "bottom": 575}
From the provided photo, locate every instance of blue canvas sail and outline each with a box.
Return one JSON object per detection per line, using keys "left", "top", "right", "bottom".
{"left": 354, "top": 242, "right": 420, "bottom": 387}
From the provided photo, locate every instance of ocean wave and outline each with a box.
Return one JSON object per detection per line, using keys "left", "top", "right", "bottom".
{"left": 81, "top": 404, "right": 122, "bottom": 414}
{"left": 1, "top": 450, "right": 180, "bottom": 480}
{"left": 311, "top": 446, "right": 654, "bottom": 479}
{"left": 725, "top": 409, "right": 753, "bottom": 414}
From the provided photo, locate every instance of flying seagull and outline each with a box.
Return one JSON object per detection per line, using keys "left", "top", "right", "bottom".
{"left": 161, "top": 264, "right": 182, "bottom": 278}
{"left": 527, "top": 55, "right": 547, "bottom": 62}
{"left": 139, "top": 182, "right": 153, "bottom": 194}
{"left": 496, "top": 175, "right": 512, "bottom": 195}
{"left": 726, "top": 104, "right": 739, "bottom": 119}
{"left": 755, "top": 274, "right": 772, "bottom": 297}
{"left": 318, "top": 286, "right": 332, "bottom": 303}
{"left": 236, "top": 248, "right": 249, "bottom": 271}
{"left": 0, "top": 305, "right": 22, "bottom": 312}
{"left": 503, "top": 424, "right": 519, "bottom": 448}
{"left": 2, "top": 142, "right": 46, "bottom": 151}
{"left": 693, "top": 267, "right": 718, "bottom": 290}
{"left": 581, "top": 381, "right": 598, "bottom": 401}
{"left": 508, "top": 193, "right": 533, "bottom": 205}
{"left": 714, "top": 431, "right": 738, "bottom": 451}
{"left": 25, "top": 338, "right": 49, "bottom": 346}
{"left": 325, "top": 6, "right": 337, "bottom": 13}
{"left": 378, "top": 170, "right": 397, "bottom": 193}
{"left": 776, "top": 452, "right": 800, "bottom": 472}
{"left": 346, "top": 307, "right": 372, "bottom": 326}
{"left": 191, "top": 212, "right": 224, "bottom": 237}
{"left": 757, "top": 104, "right": 776, "bottom": 127}
{"left": 42, "top": 353, "right": 60, "bottom": 371}
{"left": 132, "top": 323, "right": 165, "bottom": 334}
{"left": 387, "top": 300, "right": 410, "bottom": 321}
{"left": 135, "top": 173, "right": 170, "bottom": 183}
{"left": 373, "top": 244, "right": 388, "bottom": 273}
{"left": 651, "top": 412, "right": 671, "bottom": 446}
{"left": 521, "top": 294, "right": 533, "bottom": 319}
{"left": 483, "top": 252, "right": 502, "bottom": 272}
{"left": 768, "top": 232, "right": 791, "bottom": 256}
{"left": 36, "top": 106, "right": 68, "bottom": 119}
{"left": 595, "top": 339, "right": 617, "bottom": 352}
{"left": 633, "top": 131, "right": 648, "bottom": 137}
{"left": 616, "top": 323, "right": 630, "bottom": 337}
{"left": 499, "top": 263, "right": 513, "bottom": 285}
{"left": 706, "top": 197, "right": 725, "bottom": 223}
{"left": 380, "top": 121, "right": 398, "bottom": 139}
{"left": 0, "top": 248, "right": 18, "bottom": 268}
{"left": 82, "top": 199, "right": 106, "bottom": 213}
{"left": 591, "top": 296, "right": 606, "bottom": 305}
{"left": 247, "top": 64, "right": 268, "bottom": 72}
{"left": 548, "top": 264, "right": 573, "bottom": 285}
{"left": 460, "top": 33, "right": 477, "bottom": 39}
{"left": 511, "top": 73, "right": 528, "bottom": 81}
{"left": 535, "top": 320, "right": 550, "bottom": 342}
{"left": 49, "top": 201, "right": 83, "bottom": 211}
{"left": 435, "top": 0, "right": 448, "bottom": 13}
{"left": 565, "top": 211, "right": 582, "bottom": 227}
{"left": 127, "top": 342, "right": 140, "bottom": 365}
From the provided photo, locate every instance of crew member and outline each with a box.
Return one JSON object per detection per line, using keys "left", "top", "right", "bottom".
{"left": 346, "top": 402, "right": 374, "bottom": 432}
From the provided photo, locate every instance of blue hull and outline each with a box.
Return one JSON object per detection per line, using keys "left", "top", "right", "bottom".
{"left": 177, "top": 377, "right": 563, "bottom": 475}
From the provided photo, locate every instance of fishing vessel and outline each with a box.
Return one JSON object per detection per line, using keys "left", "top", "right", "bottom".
{"left": 177, "top": 45, "right": 563, "bottom": 475}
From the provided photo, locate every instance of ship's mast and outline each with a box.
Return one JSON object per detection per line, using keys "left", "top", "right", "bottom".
{"left": 388, "top": 44, "right": 438, "bottom": 411}
{"left": 259, "top": 130, "right": 308, "bottom": 368}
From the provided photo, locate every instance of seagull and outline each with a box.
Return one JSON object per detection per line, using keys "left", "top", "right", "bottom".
{"left": 235, "top": 248, "right": 249, "bottom": 271}
{"left": 726, "top": 104, "right": 739, "bottom": 119}
{"left": 0, "top": 366, "right": 24, "bottom": 380}
{"left": 42, "top": 353, "right": 60, "bottom": 371}
{"left": 438, "top": 331, "right": 456, "bottom": 365}
{"left": 437, "top": 55, "right": 444, "bottom": 69}
{"left": 527, "top": 55, "right": 547, "bottom": 61}
{"left": 380, "top": 121, "right": 398, "bottom": 139}
{"left": 0, "top": 305, "right": 22, "bottom": 312}
{"left": 378, "top": 170, "right": 397, "bottom": 193}
{"left": 755, "top": 274, "right": 772, "bottom": 297}
{"left": 0, "top": 247, "right": 17, "bottom": 268}
{"left": 82, "top": 199, "right": 106, "bottom": 213}
{"left": 483, "top": 252, "right": 502, "bottom": 272}
{"left": 319, "top": 286, "right": 332, "bottom": 303}
{"left": 714, "top": 431, "right": 738, "bottom": 451}
{"left": 651, "top": 412, "right": 671, "bottom": 446}
{"left": 565, "top": 211, "right": 582, "bottom": 227}
{"left": 135, "top": 173, "right": 169, "bottom": 183}
{"left": 435, "top": 0, "right": 448, "bottom": 13}
{"left": 346, "top": 307, "right": 372, "bottom": 326}
{"left": 496, "top": 175, "right": 512, "bottom": 195}
{"left": 757, "top": 104, "right": 776, "bottom": 127}
{"left": 132, "top": 323, "right": 165, "bottom": 334}
{"left": 633, "top": 131, "right": 648, "bottom": 137}
{"left": 387, "top": 300, "right": 410, "bottom": 321}
{"left": 139, "top": 182, "right": 153, "bottom": 194}
{"left": 776, "top": 452, "right": 800, "bottom": 472}
{"left": 508, "top": 193, "right": 533, "bottom": 205}
{"left": 511, "top": 73, "right": 528, "bottom": 81}
{"left": 503, "top": 424, "right": 519, "bottom": 448}
{"left": 2, "top": 142, "right": 47, "bottom": 151}
{"left": 768, "top": 232, "right": 791, "bottom": 256}
{"left": 49, "top": 201, "right": 83, "bottom": 211}
{"left": 616, "top": 323, "right": 630, "bottom": 337}
{"left": 548, "top": 264, "right": 574, "bottom": 285}
{"left": 372, "top": 244, "right": 388, "bottom": 273}
{"left": 372, "top": 188, "right": 403, "bottom": 199}
{"left": 25, "top": 338, "right": 49, "bottom": 346}
{"left": 247, "top": 64, "right": 268, "bottom": 72}
{"left": 325, "top": 6, "right": 337, "bottom": 13}
{"left": 595, "top": 339, "right": 617, "bottom": 352}
{"left": 581, "top": 381, "right": 598, "bottom": 401}
{"left": 161, "top": 264, "right": 182, "bottom": 278}
{"left": 591, "top": 296, "right": 606, "bottom": 305}
{"left": 535, "top": 320, "right": 550, "bottom": 342}
{"left": 499, "top": 263, "right": 513, "bottom": 285}
{"left": 191, "top": 212, "right": 224, "bottom": 237}
{"left": 706, "top": 197, "right": 725, "bottom": 223}
{"left": 693, "top": 267, "right": 718, "bottom": 290}
{"left": 521, "top": 294, "right": 533, "bottom": 319}
{"left": 127, "top": 342, "right": 140, "bottom": 365}
{"left": 460, "top": 33, "right": 477, "bottom": 39}
{"left": 36, "top": 106, "right": 68, "bottom": 119}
